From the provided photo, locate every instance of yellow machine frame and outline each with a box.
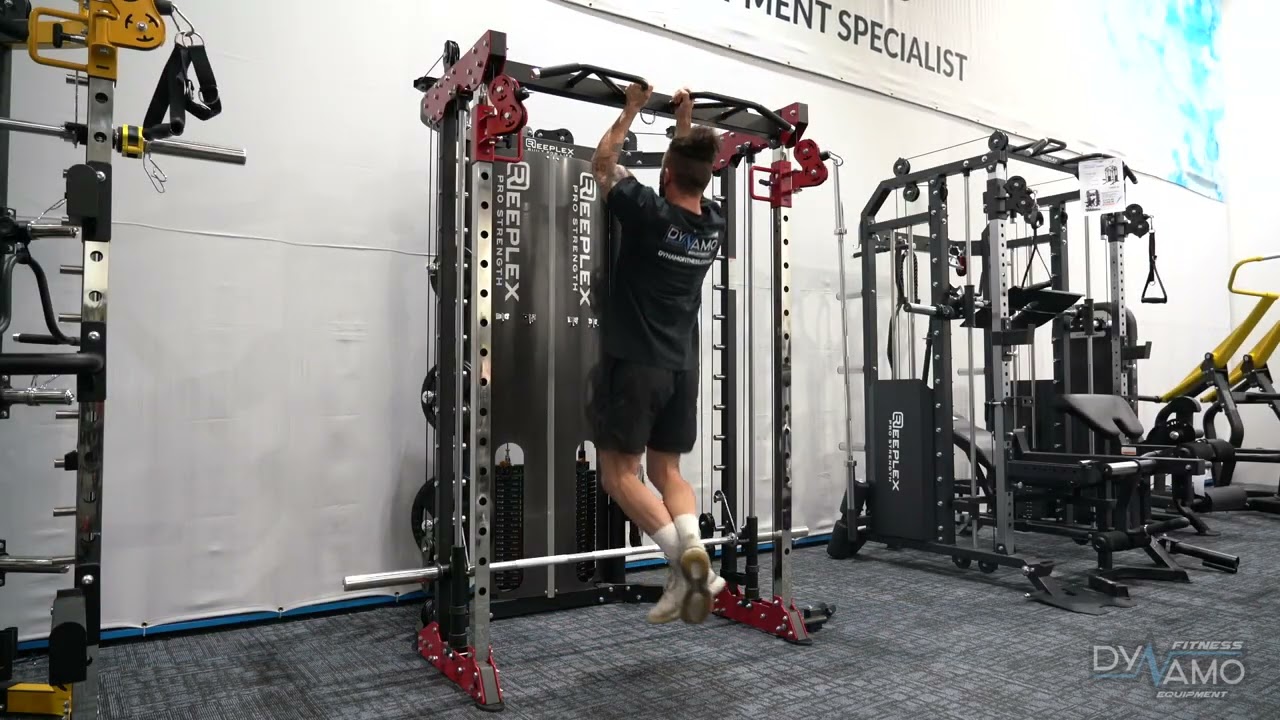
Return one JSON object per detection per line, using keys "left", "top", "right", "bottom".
{"left": 4, "top": 2, "right": 168, "bottom": 718}
{"left": 1160, "top": 255, "right": 1280, "bottom": 402}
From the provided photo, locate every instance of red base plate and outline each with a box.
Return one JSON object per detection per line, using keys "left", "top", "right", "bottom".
{"left": 417, "top": 622, "right": 504, "bottom": 708}
{"left": 713, "top": 585, "right": 811, "bottom": 644}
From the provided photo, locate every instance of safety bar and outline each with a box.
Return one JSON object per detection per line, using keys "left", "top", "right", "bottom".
{"left": 344, "top": 526, "right": 810, "bottom": 592}
{"left": 0, "top": 556, "right": 75, "bottom": 574}
{"left": 0, "top": 352, "right": 103, "bottom": 375}
{"left": 1227, "top": 254, "right": 1280, "bottom": 299}
{"left": 0, "top": 388, "right": 74, "bottom": 406}
{"left": 0, "top": 116, "right": 246, "bottom": 165}
{"left": 685, "top": 91, "right": 792, "bottom": 134}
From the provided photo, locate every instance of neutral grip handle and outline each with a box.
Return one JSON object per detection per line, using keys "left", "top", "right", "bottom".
{"left": 685, "top": 91, "right": 792, "bottom": 134}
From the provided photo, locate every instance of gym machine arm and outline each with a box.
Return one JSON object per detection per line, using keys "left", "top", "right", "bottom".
{"left": 1160, "top": 254, "right": 1280, "bottom": 402}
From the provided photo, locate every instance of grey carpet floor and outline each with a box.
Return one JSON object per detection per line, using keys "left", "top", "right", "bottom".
{"left": 10, "top": 511, "right": 1280, "bottom": 719}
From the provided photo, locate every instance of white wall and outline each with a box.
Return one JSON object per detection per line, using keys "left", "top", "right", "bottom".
{"left": 0, "top": 0, "right": 1233, "bottom": 639}
{"left": 1220, "top": 0, "right": 1280, "bottom": 485}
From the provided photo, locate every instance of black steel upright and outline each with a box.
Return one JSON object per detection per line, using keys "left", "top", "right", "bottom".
{"left": 429, "top": 49, "right": 464, "bottom": 648}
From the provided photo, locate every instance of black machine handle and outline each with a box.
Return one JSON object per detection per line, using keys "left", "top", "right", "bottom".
{"left": 1011, "top": 137, "right": 1066, "bottom": 157}
{"left": 1, "top": 215, "right": 77, "bottom": 346}
{"left": 1063, "top": 153, "right": 1140, "bottom": 184}
{"left": 142, "top": 38, "right": 222, "bottom": 141}
{"left": 13, "top": 333, "right": 79, "bottom": 346}
{"left": 685, "top": 91, "right": 792, "bottom": 134}
{"left": 0, "top": 352, "right": 103, "bottom": 375}
{"left": 0, "top": 253, "right": 15, "bottom": 337}
{"left": 535, "top": 63, "right": 650, "bottom": 98}
{"left": 1142, "top": 229, "right": 1167, "bottom": 304}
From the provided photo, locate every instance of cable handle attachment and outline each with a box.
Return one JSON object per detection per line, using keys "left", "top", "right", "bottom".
{"left": 1141, "top": 219, "right": 1166, "bottom": 304}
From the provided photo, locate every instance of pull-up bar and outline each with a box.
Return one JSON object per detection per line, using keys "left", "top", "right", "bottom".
{"left": 344, "top": 526, "right": 810, "bottom": 592}
{"left": 415, "top": 30, "right": 806, "bottom": 142}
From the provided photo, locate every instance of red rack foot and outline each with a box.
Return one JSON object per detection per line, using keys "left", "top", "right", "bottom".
{"left": 713, "top": 586, "right": 812, "bottom": 645}
{"left": 418, "top": 622, "right": 505, "bottom": 711}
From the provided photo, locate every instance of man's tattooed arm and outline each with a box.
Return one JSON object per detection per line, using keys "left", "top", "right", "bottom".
{"left": 592, "top": 106, "right": 639, "bottom": 195}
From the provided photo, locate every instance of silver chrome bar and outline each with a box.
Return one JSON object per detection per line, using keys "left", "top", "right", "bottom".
{"left": 452, "top": 101, "right": 468, "bottom": 551}
{"left": 902, "top": 302, "right": 940, "bottom": 317}
{"left": 343, "top": 526, "right": 812, "bottom": 592}
{"left": 0, "top": 116, "right": 73, "bottom": 140}
{"left": 148, "top": 137, "right": 247, "bottom": 166}
{"left": 28, "top": 223, "right": 79, "bottom": 238}
{"left": 0, "top": 116, "right": 247, "bottom": 165}
{"left": 0, "top": 556, "right": 75, "bottom": 574}
{"left": 745, "top": 159, "right": 756, "bottom": 520}
{"left": 0, "top": 388, "right": 74, "bottom": 406}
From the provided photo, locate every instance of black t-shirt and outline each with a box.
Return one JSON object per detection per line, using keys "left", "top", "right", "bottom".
{"left": 603, "top": 176, "right": 725, "bottom": 370}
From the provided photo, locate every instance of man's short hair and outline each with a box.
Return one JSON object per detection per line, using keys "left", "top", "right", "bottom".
{"left": 665, "top": 127, "right": 721, "bottom": 196}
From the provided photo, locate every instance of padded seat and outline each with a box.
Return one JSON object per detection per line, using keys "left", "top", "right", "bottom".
{"left": 1056, "top": 394, "right": 1145, "bottom": 441}
{"left": 952, "top": 416, "right": 996, "bottom": 469}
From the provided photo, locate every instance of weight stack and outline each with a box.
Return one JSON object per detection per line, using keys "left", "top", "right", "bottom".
{"left": 494, "top": 462, "right": 525, "bottom": 592}
{"left": 575, "top": 458, "right": 597, "bottom": 582}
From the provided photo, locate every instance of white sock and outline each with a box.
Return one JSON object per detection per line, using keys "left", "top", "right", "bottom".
{"left": 651, "top": 523, "right": 683, "bottom": 566}
{"left": 673, "top": 514, "right": 702, "bottom": 547}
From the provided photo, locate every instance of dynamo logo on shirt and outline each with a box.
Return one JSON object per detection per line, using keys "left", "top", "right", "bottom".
{"left": 663, "top": 225, "right": 720, "bottom": 255}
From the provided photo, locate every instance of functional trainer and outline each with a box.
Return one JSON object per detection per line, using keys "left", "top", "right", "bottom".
{"left": 342, "top": 29, "right": 833, "bottom": 711}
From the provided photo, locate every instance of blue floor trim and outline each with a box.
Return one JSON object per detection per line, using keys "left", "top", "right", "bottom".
{"left": 14, "top": 533, "right": 830, "bottom": 652}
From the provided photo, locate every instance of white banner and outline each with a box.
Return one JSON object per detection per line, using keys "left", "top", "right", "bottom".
{"left": 563, "top": 0, "right": 1224, "bottom": 200}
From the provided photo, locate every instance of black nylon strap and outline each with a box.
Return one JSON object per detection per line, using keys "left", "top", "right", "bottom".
{"left": 142, "top": 40, "right": 222, "bottom": 141}
{"left": 1142, "top": 231, "right": 1167, "bottom": 304}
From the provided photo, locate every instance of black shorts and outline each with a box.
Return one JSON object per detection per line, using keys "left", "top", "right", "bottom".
{"left": 587, "top": 356, "right": 698, "bottom": 455}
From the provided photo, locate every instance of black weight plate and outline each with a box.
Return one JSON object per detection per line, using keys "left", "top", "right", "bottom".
{"left": 428, "top": 251, "right": 474, "bottom": 298}
{"left": 411, "top": 479, "right": 435, "bottom": 549}
{"left": 423, "top": 362, "right": 472, "bottom": 429}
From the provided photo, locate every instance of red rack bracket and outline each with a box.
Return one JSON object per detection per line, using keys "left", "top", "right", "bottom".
{"left": 418, "top": 622, "right": 505, "bottom": 709}
{"left": 791, "top": 139, "right": 828, "bottom": 190}
{"left": 474, "top": 75, "right": 528, "bottom": 163}
{"left": 711, "top": 102, "right": 807, "bottom": 172}
{"left": 713, "top": 586, "right": 812, "bottom": 645}
{"left": 744, "top": 138, "right": 830, "bottom": 209}
{"left": 421, "top": 30, "right": 508, "bottom": 130}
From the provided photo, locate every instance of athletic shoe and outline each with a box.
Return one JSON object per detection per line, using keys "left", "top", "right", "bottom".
{"left": 679, "top": 545, "right": 713, "bottom": 624}
{"left": 646, "top": 568, "right": 687, "bottom": 624}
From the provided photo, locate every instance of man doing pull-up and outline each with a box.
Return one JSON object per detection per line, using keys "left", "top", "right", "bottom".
{"left": 587, "top": 82, "right": 727, "bottom": 624}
